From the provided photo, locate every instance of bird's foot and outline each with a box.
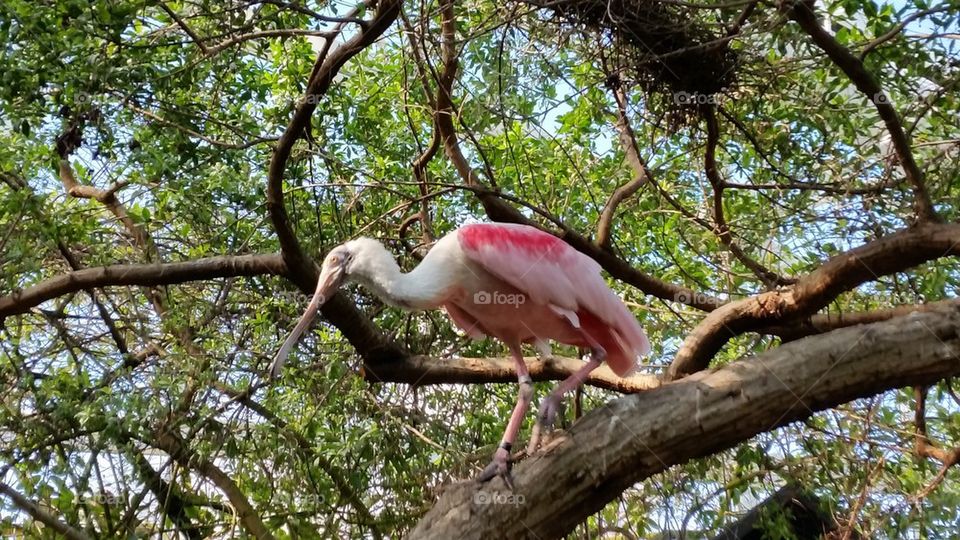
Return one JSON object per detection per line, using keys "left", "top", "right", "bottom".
{"left": 477, "top": 444, "right": 514, "bottom": 490}
{"left": 526, "top": 394, "right": 564, "bottom": 455}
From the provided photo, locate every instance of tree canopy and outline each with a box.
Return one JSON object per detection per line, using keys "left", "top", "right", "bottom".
{"left": 1, "top": 0, "right": 958, "bottom": 538}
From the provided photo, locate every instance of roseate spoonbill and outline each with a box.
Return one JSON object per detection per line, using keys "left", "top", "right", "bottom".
{"left": 269, "top": 222, "right": 650, "bottom": 486}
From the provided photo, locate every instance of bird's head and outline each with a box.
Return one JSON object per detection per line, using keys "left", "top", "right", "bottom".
{"left": 313, "top": 244, "right": 353, "bottom": 302}
{"left": 268, "top": 237, "right": 392, "bottom": 379}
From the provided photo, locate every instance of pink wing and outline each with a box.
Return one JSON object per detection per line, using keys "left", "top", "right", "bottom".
{"left": 457, "top": 223, "right": 650, "bottom": 374}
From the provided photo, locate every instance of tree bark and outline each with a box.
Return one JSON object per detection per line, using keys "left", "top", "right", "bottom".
{"left": 410, "top": 306, "right": 960, "bottom": 539}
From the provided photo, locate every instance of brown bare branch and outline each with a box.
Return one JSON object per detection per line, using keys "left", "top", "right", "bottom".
{"left": 703, "top": 105, "right": 795, "bottom": 287}
{"left": 914, "top": 386, "right": 960, "bottom": 464}
{"left": 412, "top": 307, "right": 960, "bottom": 538}
{"left": 913, "top": 386, "right": 960, "bottom": 499}
{"left": 0, "top": 255, "right": 286, "bottom": 318}
{"left": 597, "top": 82, "right": 650, "bottom": 249}
{"left": 0, "top": 482, "right": 91, "bottom": 540}
{"left": 667, "top": 222, "right": 960, "bottom": 379}
{"left": 363, "top": 354, "right": 661, "bottom": 394}
{"left": 58, "top": 159, "right": 154, "bottom": 256}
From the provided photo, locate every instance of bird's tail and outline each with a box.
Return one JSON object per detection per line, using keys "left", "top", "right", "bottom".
{"left": 578, "top": 310, "right": 648, "bottom": 377}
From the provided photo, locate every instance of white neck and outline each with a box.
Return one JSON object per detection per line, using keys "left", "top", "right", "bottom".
{"left": 347, "top": 241, "right": 451, "bottom": 310}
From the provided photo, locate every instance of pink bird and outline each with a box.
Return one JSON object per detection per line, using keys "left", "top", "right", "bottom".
{"left": 269, "top": 222, "right": 650, "bottom": 486}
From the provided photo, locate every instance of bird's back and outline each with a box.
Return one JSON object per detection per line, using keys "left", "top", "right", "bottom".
{"left": 456, "top": 222, "right": 649, "bottom": 375}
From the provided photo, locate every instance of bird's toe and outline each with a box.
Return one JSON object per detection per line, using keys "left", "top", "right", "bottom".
{"left": 477, "top": 447, "right": 513, "bottom": 488}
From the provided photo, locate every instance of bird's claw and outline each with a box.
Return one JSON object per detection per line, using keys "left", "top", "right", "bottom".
{"left": 477, "top": 446, "right": 514, "bottom": 490}
{"left": 527, "top": 395, "right": 563, "bottom": 455}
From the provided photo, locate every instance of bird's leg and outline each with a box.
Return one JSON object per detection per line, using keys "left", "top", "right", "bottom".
{"left": 527, "top": 335, "right": 606, "bottom": 455}
{"left": 478, "top": 344, "right": 532, "bottom": 489}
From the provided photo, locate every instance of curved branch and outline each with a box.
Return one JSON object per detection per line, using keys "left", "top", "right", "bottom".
{"left": 0, "top": 255, "right": 287, "bottom": 318}
{"left": 783, "top": 0, "right": 938, "bottom": 223}
{"left": 411, "top": 307, "right": 960, "bottom": 538}
{"left": 265, "top": 0, "right": 406, "bottom": 364}
{"left": 597, "top": 82, "right": 650, "bottom": 250}
{"left": 703, "top": 106, "right": 795, "bottom": 287}
{"left": 666, "top": 222, "right": 960, "bottom": 379}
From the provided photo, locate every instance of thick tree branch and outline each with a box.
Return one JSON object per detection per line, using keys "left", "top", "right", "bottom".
{"left": 265, "top": 0, "right": 405, "bottom": 365}
{"left": 0, "top": 255, "right": 286, "bottom": 318}
{"left": 783, "top": 0, "right": 938, "bottom": 223}
{"left": 0, "top": 482, "right": 91, "bottom": 540}
{"left": 666, "top": 222, "right": 960, "bottom": 379}
{"left": 411, "top": 307, "right": 960, "bottom": 538}
{"left": 774, "top": 298, "right": 960, "bottom": 341}
{"left": 363, "top": 354, "right": 661, "bottom": 393}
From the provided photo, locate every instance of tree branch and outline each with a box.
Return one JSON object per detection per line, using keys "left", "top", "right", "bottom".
{"left": 411, "top": 307, "right": 960, "bottom": 538}
{"left": 0, "top": 482, "right": 91, "bottom": 540}
{"left": 703, "top": 105, "right": 795, "bottom": 287}
{"left": 783, "top": 0, "right": 938, "bottom": 223}
{"left": 363, "top": 354, "right": 661, "bottom": 393}
{"left": 265, "top": 0, "right": 405, "bottom": 364}
{"left": 159, "top": 3, "right": 209, "bottom": 54}
{"left": 666, "top": 222, "right": 960, "bottom": 379}
{"left": 596, "top": 81, "right": 650, "bottom": 250}
{"left": 0, "top": 255, "right": 286, "bottom": 318}
{"left": 774, "top": 298, "right": 960, "bottom": 341}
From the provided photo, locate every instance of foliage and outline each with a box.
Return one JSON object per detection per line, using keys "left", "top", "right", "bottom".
{"left": 0, "top": 0, "right": 958, "bottom": 537}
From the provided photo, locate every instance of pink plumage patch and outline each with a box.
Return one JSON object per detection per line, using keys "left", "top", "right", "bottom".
{"left": 457, "top": 222, "right": 650, "bottom": 376}
{"left": 459, "top": 222, "right": 568, "bottom": 261}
